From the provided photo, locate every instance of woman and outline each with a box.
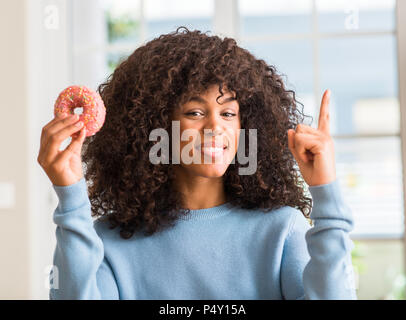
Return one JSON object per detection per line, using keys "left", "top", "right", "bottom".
{"left": 37, "top": 27, "right": 356, "bottom": 299}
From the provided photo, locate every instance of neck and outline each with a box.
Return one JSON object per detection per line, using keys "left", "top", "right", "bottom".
{"left": 173, "top": 166, "right": 227, "bottom": 210}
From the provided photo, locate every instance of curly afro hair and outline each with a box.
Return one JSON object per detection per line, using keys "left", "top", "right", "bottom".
{"left": 81, "top": 26, "right": 313, "bottom": 239}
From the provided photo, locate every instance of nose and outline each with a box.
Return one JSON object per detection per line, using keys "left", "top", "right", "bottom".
{"left": 204, "top": 113, "right": 224, "bottom": 137}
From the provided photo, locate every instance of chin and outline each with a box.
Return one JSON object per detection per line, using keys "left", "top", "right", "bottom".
{"left": 182, "top": 163, "right": 230, "bottom": 178}
{"left": 196, "top": 164, "right": 230, "bottom": 178}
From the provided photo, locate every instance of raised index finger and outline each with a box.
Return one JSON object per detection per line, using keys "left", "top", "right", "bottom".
{"left": 318, "top": 89, "right": 331, "bottom": 134}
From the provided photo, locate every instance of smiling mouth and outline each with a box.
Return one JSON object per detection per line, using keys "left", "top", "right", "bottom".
{"left": 195, "top": 143, "right": 228, "bottom": 157}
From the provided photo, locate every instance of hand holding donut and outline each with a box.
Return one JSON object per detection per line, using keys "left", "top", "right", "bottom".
{"left": 37, "top": 85, "right": 106, "bottom": 187}
{"left": 287, "top": 89, "right": 336, "bottom": 187}
{"left": 37, "top": 114, "right": 87, "bottom": 186}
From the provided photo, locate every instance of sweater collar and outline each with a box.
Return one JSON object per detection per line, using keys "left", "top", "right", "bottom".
{"left": 178, "top": 202, "right": 234, "bottom": 221}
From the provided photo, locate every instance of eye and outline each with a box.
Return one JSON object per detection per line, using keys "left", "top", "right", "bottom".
{"left": 222, "top": 112, "right": 237, "bottom": 117}
{"left": 185, "top": 111, "right": 203, "bottom": 117}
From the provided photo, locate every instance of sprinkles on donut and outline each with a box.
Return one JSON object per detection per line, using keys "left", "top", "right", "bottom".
{"left": 54, "top": 85, "right": 106, "bottom": 137}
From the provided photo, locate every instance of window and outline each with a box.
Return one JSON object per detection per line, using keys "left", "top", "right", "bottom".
{"left": 239, "top": 0, "right": 404, "bottom": 299}
{"left": 144, "top": 0, "right": 213, "bottom": 40}
{"left": 73, "top": 0, "right": 214, "bottom": 80}
{"left": 239, "top": 0, "right": 403, "bottom": 239}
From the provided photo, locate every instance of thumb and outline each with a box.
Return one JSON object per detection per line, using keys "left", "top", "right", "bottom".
{"left": 287, "top": 129, "right": 302, "bottom": 163}
{"left": 287, "top": 129, "right": 296, "bottom": 152}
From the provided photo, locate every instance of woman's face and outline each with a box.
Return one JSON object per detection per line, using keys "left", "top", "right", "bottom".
{"left": 172, "top": 85, "right": 241, "bottom": 178}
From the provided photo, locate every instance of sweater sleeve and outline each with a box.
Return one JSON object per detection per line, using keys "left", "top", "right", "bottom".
{"left": 49, "top": 177, "right": 119, "bottom": 300}
{"left": 280, "top": 179, "right": 357, "bottom": 300}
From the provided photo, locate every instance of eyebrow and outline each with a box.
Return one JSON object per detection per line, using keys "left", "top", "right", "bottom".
{"left": 188, "top": 95, "right": 237, "bottom": 105}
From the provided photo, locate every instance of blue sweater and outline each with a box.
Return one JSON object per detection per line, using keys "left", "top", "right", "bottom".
{"left": 49, "top": 177, "right": 357, "bottom": 300}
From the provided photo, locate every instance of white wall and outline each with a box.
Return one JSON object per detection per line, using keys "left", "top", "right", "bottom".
{"left": 0, "top": 0, "right": 72, "bottom": 299}
{"left": 26, "top": 0, "right": 73, "bottom": 300}
{"left": 0, "top": 0, "right": 30, "bottom": 299}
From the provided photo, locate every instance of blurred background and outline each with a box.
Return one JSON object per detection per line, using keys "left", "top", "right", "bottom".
{"left": 0, "top": 0, "right": 405, "bottom": 299}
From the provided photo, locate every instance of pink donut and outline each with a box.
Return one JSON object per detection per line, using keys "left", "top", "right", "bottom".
{"left": 54, "top": 85, "right": 106, "bottom": 137}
